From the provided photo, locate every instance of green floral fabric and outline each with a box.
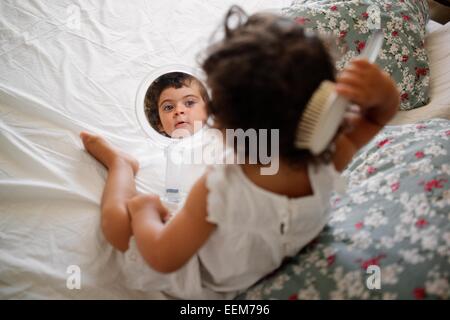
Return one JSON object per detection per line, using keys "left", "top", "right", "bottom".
{"left": 239, "top": 118, "right": 450, "bottom": 299}
{"left": 281, "top": 0, "right": 430, "bottom": 110}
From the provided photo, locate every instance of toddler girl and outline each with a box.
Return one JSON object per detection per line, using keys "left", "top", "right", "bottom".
{"left": 80, "top": 6, "right": 399, "bottom": 299}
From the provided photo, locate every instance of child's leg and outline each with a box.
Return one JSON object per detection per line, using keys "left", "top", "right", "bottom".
{"left": 80, "top": 132, "right": 139, "bottom": 252}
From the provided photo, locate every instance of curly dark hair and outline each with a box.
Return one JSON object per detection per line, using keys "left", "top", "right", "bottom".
{"left": 201, "top": 6, "right": 336, "bottom": 166}
{"left": 144, "top": 72, "right": 210, "bottom": 135}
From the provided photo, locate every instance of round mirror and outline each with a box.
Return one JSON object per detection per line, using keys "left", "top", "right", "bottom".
{"left": 135, "top": 65, "right": 211, "bottom": 147}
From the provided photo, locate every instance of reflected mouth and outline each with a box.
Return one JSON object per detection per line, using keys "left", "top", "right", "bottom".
{"left": 175, "top": 121, "right": 189, "bottom": 128}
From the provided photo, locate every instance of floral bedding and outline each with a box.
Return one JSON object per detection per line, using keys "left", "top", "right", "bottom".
{"left": 282, "top": 0, "right": 430, "bottom": 110}
{"left": 239, "top": 118, "right": 450, "bottom": 300}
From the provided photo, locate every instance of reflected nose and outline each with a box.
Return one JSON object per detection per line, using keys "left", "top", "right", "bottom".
{"left": 174, "top": 102, "right": 187, "bottom": 116}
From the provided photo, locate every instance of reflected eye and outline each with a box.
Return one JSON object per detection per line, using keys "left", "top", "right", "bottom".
{"left": 185, "top": 100, "right": 196, "bottom": 108}
{"left": 162, "top": 104, "right": 174, "bottom": 112}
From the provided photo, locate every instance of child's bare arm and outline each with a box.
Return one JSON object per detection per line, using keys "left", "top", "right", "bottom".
{"left": 332, "top": 59, "right": 400, "bottom": 171}
{"left": 127, "top": 174, "right": 216, "bottom": 273}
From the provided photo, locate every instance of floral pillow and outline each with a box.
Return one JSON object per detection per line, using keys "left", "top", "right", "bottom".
{"left": 281, "top": 0, "right": 430, "bottom": 111}
{"left": 238, "top": 118, "right": 450, "bottom": 300}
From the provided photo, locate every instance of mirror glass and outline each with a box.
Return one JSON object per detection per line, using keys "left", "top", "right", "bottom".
{"left": 144, "top": 71, "right": 210, "bottom": 139}
{"left": 136, "top": 65, "right": 211, "bottom": 146}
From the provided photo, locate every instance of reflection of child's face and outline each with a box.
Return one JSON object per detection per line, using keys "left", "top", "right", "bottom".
{"left": 158, "top": 82, "right": 208, "bottom": 137}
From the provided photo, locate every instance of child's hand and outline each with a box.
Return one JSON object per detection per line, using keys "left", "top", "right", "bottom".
{"left": 127, "top": 194, "right": 171, "bottom": 223}
{"left": 335, "top": 58, "right": 400, "bottom": 127}
{"left": 331, "top": 59, "right": 400, "bottom": 171}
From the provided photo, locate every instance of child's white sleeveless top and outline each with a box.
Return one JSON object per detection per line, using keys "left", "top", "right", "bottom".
{"left": 119, "top": 163, "right": 344, "bottom": 299}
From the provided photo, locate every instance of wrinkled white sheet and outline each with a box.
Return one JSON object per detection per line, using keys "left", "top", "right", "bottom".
{"left": 0, "top": 0, "right": 448, "bottom": 299}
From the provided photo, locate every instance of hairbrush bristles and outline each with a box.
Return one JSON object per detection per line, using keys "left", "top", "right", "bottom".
{"left": 294, "top": 31, "right": 384, "bottom": 156}
{"left": 295, "top": 80, "right": 348, "bottom": 155}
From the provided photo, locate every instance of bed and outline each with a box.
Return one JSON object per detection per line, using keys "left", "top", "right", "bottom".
{"left": 0, "top": 0, "right": 449, "bottom": 299}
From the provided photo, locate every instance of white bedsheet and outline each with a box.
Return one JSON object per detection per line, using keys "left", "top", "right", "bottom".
{"left": 0, "top": 1, "right": 448, "bottom": 299}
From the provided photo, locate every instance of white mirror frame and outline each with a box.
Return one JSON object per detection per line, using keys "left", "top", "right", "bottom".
{"left": 135, "top": 64, "right": 210, "bottom": 148}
